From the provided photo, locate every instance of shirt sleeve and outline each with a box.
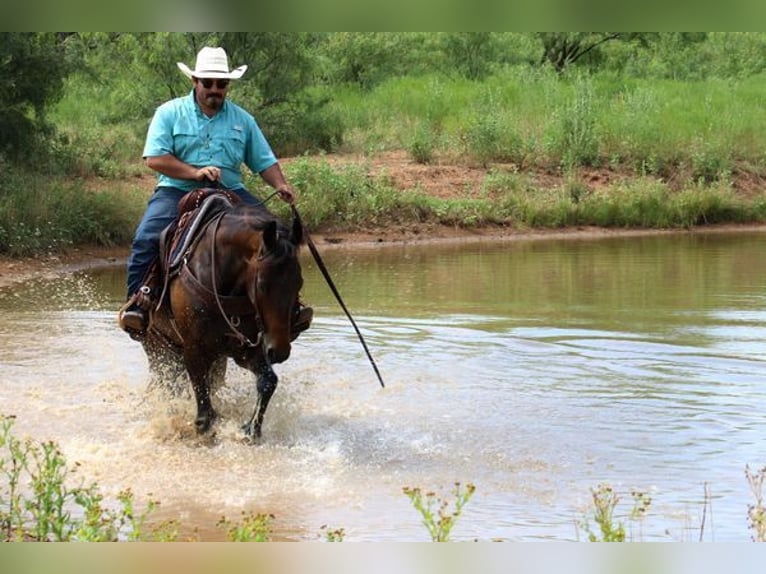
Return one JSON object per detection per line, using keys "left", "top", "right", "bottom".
{"left": 142, "top": 102, "right": 175, "bottom": 158}
{"left": 243, "top": 115, "right": 278, "bottom": 174}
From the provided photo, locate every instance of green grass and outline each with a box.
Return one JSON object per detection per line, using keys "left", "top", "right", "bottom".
{"left": 5, "top": 69, "right": 766, "bottom": 259}
{"left": 3, "top": 150, "right": 764, "bottom": 259}
{"left": 0, "top": 172, "right": 146, "bottom": 257}
{"left": 331, "top": 69, "right": 766, "bottom": 175}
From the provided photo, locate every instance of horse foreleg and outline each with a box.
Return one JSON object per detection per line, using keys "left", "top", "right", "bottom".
{"left": 184, "top": 353, "right": 217, "bottom": 433}
{"left": 242, "top": 363, "right": 278, "bottom": 440}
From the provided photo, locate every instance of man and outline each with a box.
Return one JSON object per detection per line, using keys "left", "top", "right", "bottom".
{"left": 120, "top": 46, "right": 312, "bottom": 337}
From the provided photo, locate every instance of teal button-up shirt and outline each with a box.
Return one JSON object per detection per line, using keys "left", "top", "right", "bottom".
{"left": 142, "top": 90, "right": 277, "bottom": 192}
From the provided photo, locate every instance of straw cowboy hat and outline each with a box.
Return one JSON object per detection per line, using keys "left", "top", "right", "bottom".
{"left": 177, "top": 47, "right": 247, "bottom": 80}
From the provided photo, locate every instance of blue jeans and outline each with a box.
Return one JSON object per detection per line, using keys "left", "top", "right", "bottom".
{"left": 126, "top": 186, "right": 261, "bottom": 299}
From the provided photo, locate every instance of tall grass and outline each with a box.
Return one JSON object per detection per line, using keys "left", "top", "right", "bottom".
{"left": 0, "top": 169, "right": 147, "bottom": 257}
{"left": 5, "top": 68, "right": 766, "bottom": 259}
{"left": 331, "top": 68, "right": 766, "bottom": 177}
{"left": 252, "top": 157, "right": 766, "bottom": 233}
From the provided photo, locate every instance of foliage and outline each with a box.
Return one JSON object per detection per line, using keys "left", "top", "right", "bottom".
{"left": 408, "top": 122, "right": 436, "bottom": 164}
{"left": 320, "top": 525, "right": 346, "bottom": 542}
{"left": 580, "top": 484, "right": 652, "bottom": 542}
{"left": 0, "top": 166, "right": 146, "bottom": 256}
{"left": 6, "top": 33, "right": 766, "bottom": 260}
{"left": 746, "top": 465, "right": 766, "bottom": 542}
{"left": 441, "top": 33, "right": 497, "bottom": 80}
{"left": 0, "top": 33, "right": 75, "bottom": 165}
{"left": 0, "top": 415, "right": 171, "bottom": 541}
{"left": 537, "top": 33, "right": 641, "bottom": 72}
{"left": 269, "top": 155, "right": 406, "bottom": 229}
{"left": 320, "top": 33, "right": 438, "bottom": 89}
{"left": 402, "top": 482, "right": 476, "bottom": 542}
{"left": 218, "top": 511, "right": 274, "bottom": 542}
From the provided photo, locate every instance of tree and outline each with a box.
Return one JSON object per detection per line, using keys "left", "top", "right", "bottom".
{"left": 0, "top": 33, "right": 73, "bottom": 162}
{"left": 537, "top": 33, "right": 641, "bottom": 72}
{"left": 322, "top": 33, "right": 433, "bottom": 89}
{"left": 442, "top": 33, "right": 497, "bottom": 80}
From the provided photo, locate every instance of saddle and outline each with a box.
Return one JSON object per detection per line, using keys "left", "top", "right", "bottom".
{"left": 138, "top": 189, "right": 242, "bottom": 313}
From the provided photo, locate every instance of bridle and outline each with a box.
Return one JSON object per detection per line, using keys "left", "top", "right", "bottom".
{"left": 209, "top": 212, "right": 264, "bottom": 348}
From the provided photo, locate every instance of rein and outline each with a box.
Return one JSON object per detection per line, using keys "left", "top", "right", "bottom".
{"left": 290, "top": 204, "right": 386, "bottom": 389}
{"left": 188, "top": 187, "right": 385, "bottom": 388}
{"left": 209, "top": 212, "right": 263, "bottom": 348}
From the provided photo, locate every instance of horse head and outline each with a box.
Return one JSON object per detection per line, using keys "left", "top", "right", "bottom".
{"left": 248, "top": 215, "right": 304, "bottom": 364}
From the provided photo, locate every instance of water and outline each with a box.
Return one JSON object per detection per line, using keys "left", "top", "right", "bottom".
{"left": 1, "top": 230, "right": 766, "bottom": 541}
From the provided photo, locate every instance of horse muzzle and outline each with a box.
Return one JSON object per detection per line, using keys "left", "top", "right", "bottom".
{"left": 264, "top": 336, "right": 291, "bottom": 364}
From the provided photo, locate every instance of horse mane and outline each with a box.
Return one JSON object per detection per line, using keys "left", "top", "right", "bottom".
{"left": 229, "top": 203, "right": 296, "bottom": 259}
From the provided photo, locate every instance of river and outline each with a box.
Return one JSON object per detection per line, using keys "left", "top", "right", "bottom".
{"left": 1, "top": 230, "right": 765, "bottom": 541}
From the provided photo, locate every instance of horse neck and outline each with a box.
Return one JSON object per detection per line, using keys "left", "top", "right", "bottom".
{"left": 192, "top": 215, "right": 262, "bottom": 295}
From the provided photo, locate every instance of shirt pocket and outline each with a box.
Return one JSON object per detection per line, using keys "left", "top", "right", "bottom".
{"left": 171, "top": 120, "right": 199, "bottom": 162}
{"left": 221, "top": 127, "right": 246, "bottom": 167}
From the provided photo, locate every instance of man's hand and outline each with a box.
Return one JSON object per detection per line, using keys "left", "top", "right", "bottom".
{"left": 195, "top": 166, "right": 221, "bottom": 182}
{"left": 260, "top": 163, "right": 296, "bottom": 204}
{"left": 276, "top": 184, "right": 296, "bottom": 204}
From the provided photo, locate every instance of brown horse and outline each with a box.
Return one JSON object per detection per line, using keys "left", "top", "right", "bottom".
{"left": 141, "top": 200, "right": 305, "bottom": 439}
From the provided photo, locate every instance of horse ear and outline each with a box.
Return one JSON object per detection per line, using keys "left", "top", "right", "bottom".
{"left": 290, "top": 214, "right": 303, "bottom": 246}
{"left": 262, "top": 220, "right": 278, "bottom": 251}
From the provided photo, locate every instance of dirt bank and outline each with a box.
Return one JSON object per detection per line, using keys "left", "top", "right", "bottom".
{"left": 2, "top": 150, "right": 765, "bottom": 289}
{"left": 2, "top": 222, "right": 766, "bottom": 291}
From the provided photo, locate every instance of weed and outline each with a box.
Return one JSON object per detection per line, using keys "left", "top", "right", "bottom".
{"left": 402, "top": 482, "right": 476, "bottom": 542}
{"left": 320, "top": 525, "right": 346, "bottom": 542}
{"left": 0, "top": 415, "right": 168, "bottom": 541}
{"left": 408, "top": 123, "right": 436, "bottom": 164}
{"left": 745, "top": 464, "right": 766, "bottom": 542}
{"left": 218, "top": 511, "right": 274, "bottom": 542}
{"left": 580, "top": 483, "right": 652, "bottom": 542}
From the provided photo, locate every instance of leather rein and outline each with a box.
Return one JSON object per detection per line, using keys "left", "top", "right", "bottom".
{"left": 179, "top": 211, "right": 263, "bottom": 348}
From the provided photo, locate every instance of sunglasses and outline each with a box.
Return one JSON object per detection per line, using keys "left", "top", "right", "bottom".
{"left": 197, "top": 78, "right": 230, "bottom": 90}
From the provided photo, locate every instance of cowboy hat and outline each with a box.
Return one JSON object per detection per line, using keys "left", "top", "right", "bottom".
{"left": 177, "top": 47, "right": 247, "bottom": 80}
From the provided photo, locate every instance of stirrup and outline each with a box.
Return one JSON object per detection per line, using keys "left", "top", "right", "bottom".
{"left": 117, "top": 290, "right": 151, "bottom": 337}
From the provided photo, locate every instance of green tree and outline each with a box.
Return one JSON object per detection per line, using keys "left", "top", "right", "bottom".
{"left": 537, "top": 33, "right": 642, "bottom": 72}
{"left": 68, "top": 33, "right": 336, "bottom": 155}
{"left": 441, "top": 33, "right": 497, "bottom": 80}
{"left": 322, "top": 32, "right": 434, "bottom": 89}
{"left": 0, "top": 33, "right": 73, "bottom": 163}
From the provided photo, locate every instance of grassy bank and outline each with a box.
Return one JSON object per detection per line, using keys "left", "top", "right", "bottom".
{"left": 3, "top": 70, "right": 766, "bottom": 258}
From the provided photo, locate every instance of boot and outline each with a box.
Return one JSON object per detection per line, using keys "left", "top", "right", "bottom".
{"left": 121, "top": 303, "right": 148, "bottom": 333}
{"left": 119, "top": 260, "right": 161, "bottom": 336}
{"left": 118, "top": 284, "right": 154, "bottom": 336}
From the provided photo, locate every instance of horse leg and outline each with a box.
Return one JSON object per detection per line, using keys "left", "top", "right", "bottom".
{"left": 184, "top": 352, "right": 217, "bottom": 433}
{"left": 240, "top": 355, "right": 278, "bottom": 440}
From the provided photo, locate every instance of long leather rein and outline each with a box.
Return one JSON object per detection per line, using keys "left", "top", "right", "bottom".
{"left": 209, "top": 212, "right": 263, "bottom": 348}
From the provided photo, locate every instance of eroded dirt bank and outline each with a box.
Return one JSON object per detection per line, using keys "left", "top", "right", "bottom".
{"left": 2, "top": 222, "right": 765, "bottom": 290}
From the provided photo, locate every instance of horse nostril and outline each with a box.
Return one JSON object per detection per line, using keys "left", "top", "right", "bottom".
{"left": 267, "top": 347, "right": 290, "bottom": 364}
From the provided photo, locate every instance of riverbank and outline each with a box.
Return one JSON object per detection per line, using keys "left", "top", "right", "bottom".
{"left": 2, "top": 221, "right": 766, "bottom": 290}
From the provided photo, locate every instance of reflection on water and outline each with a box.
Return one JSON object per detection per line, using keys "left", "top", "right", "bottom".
{"left": 1, "top": 230, "right": 766, "bottom": 541}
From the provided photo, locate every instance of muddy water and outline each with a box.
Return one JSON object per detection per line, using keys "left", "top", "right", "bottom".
{"left": 2, "top": 231, "right": 766, "bottom": 541}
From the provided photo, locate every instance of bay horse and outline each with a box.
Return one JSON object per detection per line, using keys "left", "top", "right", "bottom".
{"left": 141, "top": 195, "right": 305, "bottom": 440}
